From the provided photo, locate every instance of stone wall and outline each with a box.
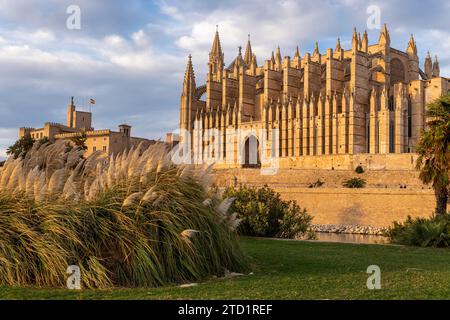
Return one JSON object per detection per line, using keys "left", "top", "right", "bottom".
{"left": 274, "top": 187, "right": 434, "bottom": 227}
{"left": 213, "top": 165, "right": 435, "bottom": 228}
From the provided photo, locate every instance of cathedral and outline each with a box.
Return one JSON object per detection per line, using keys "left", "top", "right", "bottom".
{"left": 179, "top": 25, "right": 449, "bottom": 168}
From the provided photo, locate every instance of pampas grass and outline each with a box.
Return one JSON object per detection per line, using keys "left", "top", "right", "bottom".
{"left": 0, "top": 141, "right": 246, "bottom": 288}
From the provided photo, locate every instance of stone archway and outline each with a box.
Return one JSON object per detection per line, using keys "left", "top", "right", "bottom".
{"left": 242, "top": 135, "right": 261, "bottom": 168}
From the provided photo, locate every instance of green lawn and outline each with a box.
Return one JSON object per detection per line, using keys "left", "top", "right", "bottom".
{"left": 1, "top": 237, "right": 450, "bottom": 299}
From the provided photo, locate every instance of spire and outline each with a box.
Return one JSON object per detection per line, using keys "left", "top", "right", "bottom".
{"left": 209, "top": 26, "right": 224, "bottom": 76}
{"left": 357, "top": 32, "right": 362, "bottom": 51}
{"left": 210, "top": 26, "right": 223, "bottom": 59}
{"left": 275, "top": 46, "right": 282, "bottom": 70}
{"left": 270, "top": 51, "right": 275, "bottom": 69}
{"left": 251, "top": 53, "right": 258, "bottom": 68}
{"left": 181, "top": 54, "right": 196, "bottom": 132}
{"left": 424, "top": 51, "right": 433, "bottom": 79}
{"left": 378, "top": 23, "right": 390, "bottom": 46}
{"left": 335, "top": 38, "right": 342, "bottom": 52}
{"left": 293, "top": 46, "right": 301, "bottom": 68}
{"left": 352, "top": 27, "right": 359, "bottom": 50}
{"left": 362, "top": 30, "right": 368, "bottom": 52}
{"left": 313, "top": 42, "right": 320, "bottom": 56}
{"left": 294, "top": 46, "right": 300, "bottom": 59}
{"left": 183, "top": 54, "right": 196, "bottom": 85}
{"left": 432, "top": 55, "right": 440, "bottom": 78}
{"left": 244, "top": 34, "right": 253, "bottom": 66}
{"left": 407, "top": 34, "right": 417, "bottom": 56}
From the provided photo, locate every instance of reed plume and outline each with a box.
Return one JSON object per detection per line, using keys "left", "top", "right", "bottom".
{"left": 0, "top": 141, "right": 246, "bottom": 288}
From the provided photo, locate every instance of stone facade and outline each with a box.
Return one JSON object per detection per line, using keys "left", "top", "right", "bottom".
{"left": 19, "top": 97, "right": 154, "bottom": 157}
{"left": 180, "top": 25, "right": 450, "bottom": 168}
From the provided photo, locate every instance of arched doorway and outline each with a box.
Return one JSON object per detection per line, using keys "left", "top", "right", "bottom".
{"left": 242, "top": 135, "right": 261, "bottom": 168}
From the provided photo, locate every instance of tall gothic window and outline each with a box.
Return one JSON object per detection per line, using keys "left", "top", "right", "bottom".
{"left": 366, "top": 117, "right": 370, "bottom": 153}
{"left": 407, "top": 97, "right": 412, "bottom": 138}
{"left": 390, "top": 58, "right": 406, "bottom": 86}
{"left": 388, "top": 95, "right": 395, "bottom": 111}
{"left": 389, "top": 121, "right": 395, "bottom": 153}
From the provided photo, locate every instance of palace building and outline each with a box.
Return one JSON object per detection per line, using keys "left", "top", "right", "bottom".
{"left": 19, "top": 97, "right": 154, "bottom": 157}
{"left": 179, "top": 25, "right": 450, "bottom": 168}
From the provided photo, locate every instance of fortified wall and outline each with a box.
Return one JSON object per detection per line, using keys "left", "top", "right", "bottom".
{"left": 213, "top": 154, "right": 435, "bottom": 228}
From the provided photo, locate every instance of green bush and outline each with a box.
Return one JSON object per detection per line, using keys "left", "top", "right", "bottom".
{"left": 223, "top": 184, "right": 314, "bottom": 239}
{"left": 355, "top": 165, "right": 365, "bottom": 174}
{"left": 308, "top": 179, "right": 324, "bottom": 188}
{"left": 386, "top": 215, "right": 450, "bottom": 247}
{"left": 343, "top": 177, "right": 366, "bottom": 188}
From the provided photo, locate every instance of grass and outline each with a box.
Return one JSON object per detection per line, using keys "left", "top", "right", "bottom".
{"left": 1, "top": 237, "right": 449, "bottom": 300}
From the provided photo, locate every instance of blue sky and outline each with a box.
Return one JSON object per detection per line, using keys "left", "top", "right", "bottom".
{"left": 0, "top": 0, "right": 449, "bottom": 159}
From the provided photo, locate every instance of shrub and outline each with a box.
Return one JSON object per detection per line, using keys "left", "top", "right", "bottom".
{"left": 0, "top": 141, "right": 247, "bottom": 288}
{"left": 355, "top": 165, "right": 365, "bottom": 174}
{"left": 386, "top": 215, "right": 450, "bottom": 248}
{"left": 308, "top": 179, "right": 324, "bottom": 188}
{"left": 343, "top": 177, "right": 366, "bottom": 188}
{"left": 223, "top": 184, "right": 314, "bottom": 239}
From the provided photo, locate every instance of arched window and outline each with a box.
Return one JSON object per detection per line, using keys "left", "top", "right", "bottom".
{"left": 243, "top": 135, "right": 261, "bottom": 168}
{"left": 388, "top": 95, "right": 395, "bottom": 111}
{"left": 390, "top": 58, "right": 406, "bottom": 86}
{"left": 407, "top": 97, "right": 412, "bottom": 138}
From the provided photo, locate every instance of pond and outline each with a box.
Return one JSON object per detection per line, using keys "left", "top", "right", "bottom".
{"left": 315, "top": 232, "right": 389, "bottom": 244}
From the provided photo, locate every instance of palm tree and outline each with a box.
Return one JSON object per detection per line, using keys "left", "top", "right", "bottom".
{"left": 416, "top": 94, "right": 450, "bottom": 216}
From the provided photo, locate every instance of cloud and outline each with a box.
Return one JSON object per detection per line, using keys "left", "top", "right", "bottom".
{"left": 0, "top": 0, "right": 449, "bottom": 156}
{"left": 0, "top": 128, "right": 17, "bottom": 160}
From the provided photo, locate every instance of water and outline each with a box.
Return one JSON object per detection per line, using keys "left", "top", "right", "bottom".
{"left": 315, "top": 232, "right": 388, "bottom": 244}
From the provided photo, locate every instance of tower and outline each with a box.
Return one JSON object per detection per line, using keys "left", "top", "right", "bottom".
{"left": 180, "top": 54, "right": 196, "bottom": 140}
{"left": 66, "top": 96, "right": 92, "bottom": 130}
{"left": 208, "top": 26, "right": 224, "bottom": 82}
{"left": 244, "top": 34, "right": 253, "bottom": 66}
{"left": 432, "top": 55, "right": 440, "bottom": 78}
{"left": 67, "top": 96, "right": 76, "bottom": 128}
{"left": 424, "top": 51, "right": 433, "bottom": 79}
{"left": 361, "top": 30, "right": 368, "bottom": 53}
{"left": 406, "top": 34, "right": 419, "bottom": 82}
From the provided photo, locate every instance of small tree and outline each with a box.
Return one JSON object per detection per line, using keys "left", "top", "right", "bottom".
{"left": 6, "top": 135, "right": 35, "bottom": 159}
{"left": 70, "top": 132, "right": 88, "bottom": 151}
{"left": 343, "top": 177, "right": 366, "bottom": 188}
{"left": 223, "top": 184, "right": 314, "bottom": 239}
{"left": 416, "top": 94, "right": 450, "bottom": 216}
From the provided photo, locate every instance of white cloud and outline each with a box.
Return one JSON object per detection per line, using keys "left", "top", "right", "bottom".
{"left": 158, "top": 1, "right": 184, "bottom": 21}
{"left": 0, "top": 128, "right": 17, "bottom": 159}
{"left": 0, "top": 0, "right": 449, "bottom": 156}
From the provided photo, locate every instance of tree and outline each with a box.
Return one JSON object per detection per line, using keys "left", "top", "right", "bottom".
{"left": 6, "top": 135, "right": 35, "bottom": 159}
{"left": 416, "top": 94, "right": 450, "bottom": 216}
{"left": 70, "top": 132, "right": 88, "bottom": 151}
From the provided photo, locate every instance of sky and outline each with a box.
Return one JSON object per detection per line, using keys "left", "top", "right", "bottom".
{"left": 0, "top": 0, "right": 449, "bottom": 160}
